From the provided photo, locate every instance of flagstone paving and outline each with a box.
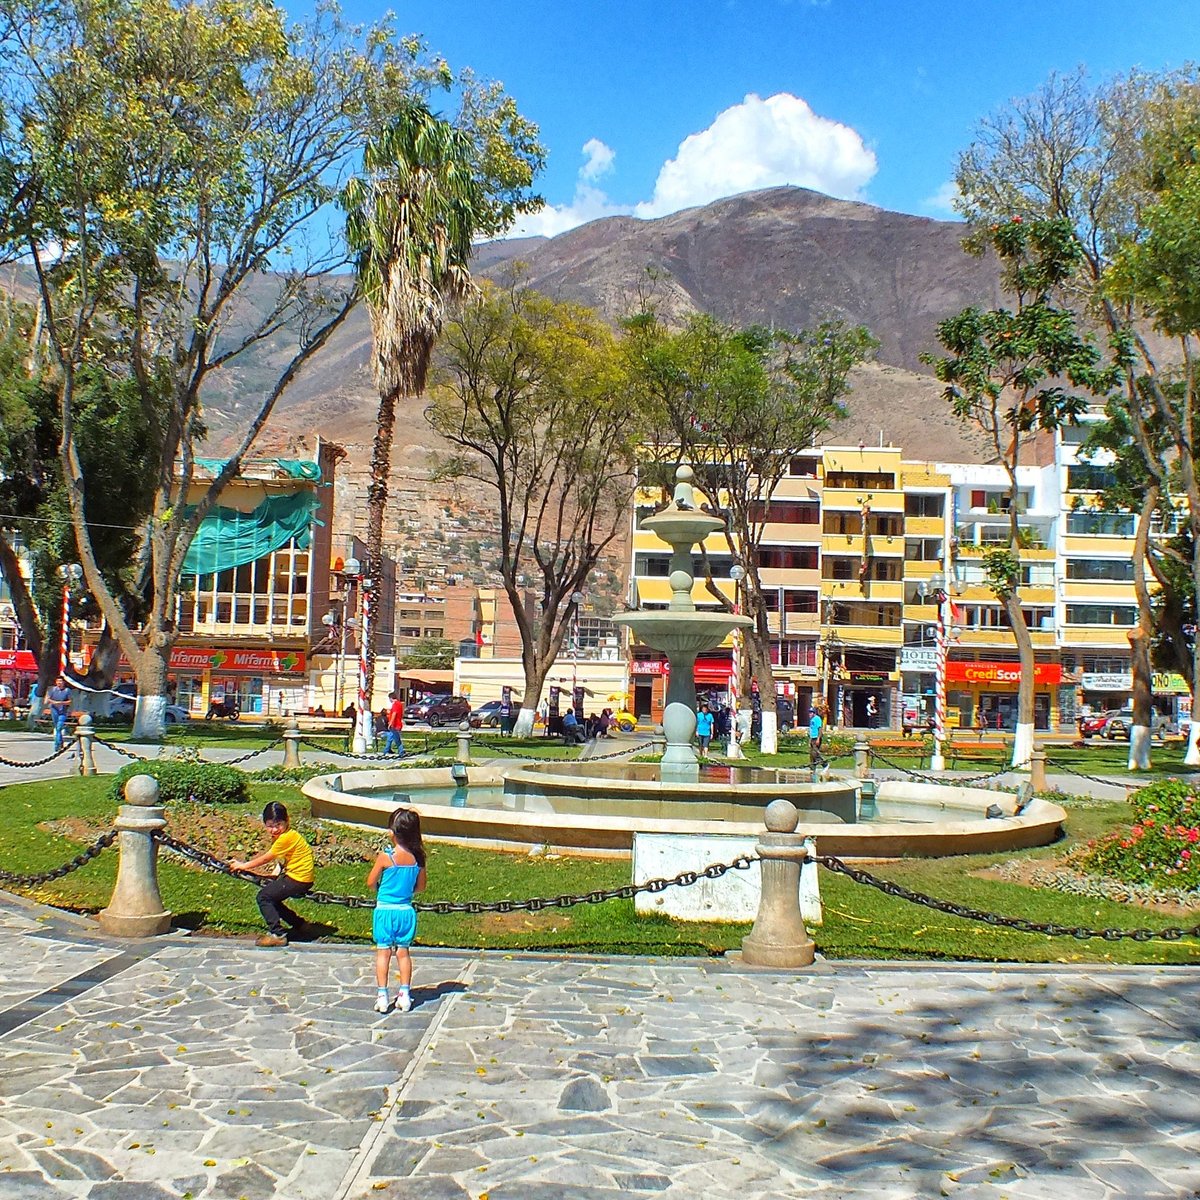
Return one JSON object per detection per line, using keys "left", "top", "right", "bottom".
{"left": 0, "top": 889, "right": 1198, "bottom": 1199}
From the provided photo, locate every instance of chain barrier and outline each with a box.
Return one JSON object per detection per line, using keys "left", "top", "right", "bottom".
{"left": 220, "top": 738, "right": 285, "bottom": 766}
{"left": 152, "top": 831, "right": 757, "bottom": 913}
{"left": 0, "top": 743, "right": 75, "bottom": 769}
{"left": 298, "top": 735, "right": 458, "bottom": 763}
{"left": 1042, "top": 756, "right": 1132, "bottom": 789}
{"left": 869, "top": 749, "right": 1028, "bottom": 788}
{"left": 0, "top": 830, "right": 117, "bottom": 886}
{"left": 91, "top": 736, "right": 157, "bottom": 762}
{"left": 816, "top": 851, "right": 1200, "bottom": 942}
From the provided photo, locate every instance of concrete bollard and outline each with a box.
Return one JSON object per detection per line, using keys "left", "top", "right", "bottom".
{"left": 75, "top": 713, "right": 97, "bottom": 776}
{"left": 97, "top": 775, "right": 172, "bottom": 937}
{"left": 1029, "top": 748, "right": 1047, "bottom": 793}
{"left": 456, "top": 720, "right": 473, "bottom": 763}
{"left": 741, "top": 799, "right": 816, "bottom": 968}
{"left": 854, "top": 740, "right": 872, "bottom": 780}
{"left": 282, "top": 718, "right": 302, "bottom": 769}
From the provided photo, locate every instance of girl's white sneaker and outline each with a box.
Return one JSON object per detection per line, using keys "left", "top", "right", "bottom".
{"left": 373, "top": 994, "right": 390, "bottom": 1014}
{"left": 395, "top": 990, "right": 412, "bottom": 1013}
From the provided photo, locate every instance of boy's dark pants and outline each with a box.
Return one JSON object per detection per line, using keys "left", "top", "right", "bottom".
{"left": 257, "top": 874, "right": 313, "bottom": 935}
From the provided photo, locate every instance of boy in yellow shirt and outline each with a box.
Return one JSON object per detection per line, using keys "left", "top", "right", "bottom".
{"left": 231, "top": 801, "right": 315, "bottom": 947}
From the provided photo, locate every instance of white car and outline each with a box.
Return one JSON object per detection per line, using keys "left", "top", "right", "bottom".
{"left": 109, "top": 693, "right": 190, "bottom": 724}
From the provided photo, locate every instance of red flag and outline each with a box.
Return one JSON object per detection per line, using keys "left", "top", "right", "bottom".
{"left": 475, "top": 627, "right": 484, "bottom": 647}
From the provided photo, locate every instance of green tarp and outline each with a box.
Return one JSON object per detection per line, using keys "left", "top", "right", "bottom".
{"left": 193, "top": 457, "right": 321, "bottom": 481}
{"left": 181, "top": 490, "right": 321, "bottom": 577}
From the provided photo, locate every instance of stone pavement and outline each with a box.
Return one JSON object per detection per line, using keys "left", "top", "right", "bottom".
{"left": 0, "top": 892, "right": 1198, "bottom": 1199}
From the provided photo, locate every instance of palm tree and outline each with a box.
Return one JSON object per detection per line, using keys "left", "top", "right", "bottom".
{"left": 342, "top": 100, "right": 485, "bottom": 734}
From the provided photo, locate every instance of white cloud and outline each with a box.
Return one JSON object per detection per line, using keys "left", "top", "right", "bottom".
{"left": 580, "top": 137, "right": 615, "bottom": 181}
{"left": 922, "top": 179, "right": 961, "bottom": 218}
{"left": 502, "top": 94, "right": 877, "bottom": 238}
{"left": 634, "top": 93, "right": 877, "bottom": 218}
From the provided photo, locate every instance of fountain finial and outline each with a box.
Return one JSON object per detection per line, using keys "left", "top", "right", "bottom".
{"left": 672, "top": 464, "right": 696, "bottom": 510}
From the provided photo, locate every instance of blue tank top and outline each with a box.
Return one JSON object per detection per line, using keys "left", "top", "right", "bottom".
{"left": 376, "top": 856, "right": 421, "bottom": 909}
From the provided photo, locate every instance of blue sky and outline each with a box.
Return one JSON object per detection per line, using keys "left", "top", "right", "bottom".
{"left": 335, "top": 1, "right": 1200, "bottom": 236}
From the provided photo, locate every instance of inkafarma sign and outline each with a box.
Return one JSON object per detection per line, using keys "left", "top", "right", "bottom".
{"left": 115, "top": 647, "right": 307, "bottom": 674}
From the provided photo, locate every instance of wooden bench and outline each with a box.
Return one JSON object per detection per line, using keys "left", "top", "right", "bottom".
{"left": 948, "top": 741, "right": 1009, "bottom": 767}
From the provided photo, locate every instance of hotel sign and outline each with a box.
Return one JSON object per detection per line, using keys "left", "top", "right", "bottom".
{"left": 899, "top": 647, "right": 937, "bottom": 672}
{"left": 945, "top": 662, "right": 1063, "bottom": 686}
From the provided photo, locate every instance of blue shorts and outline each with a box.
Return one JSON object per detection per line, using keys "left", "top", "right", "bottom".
{"left": 373, "top": 904, "right": 417, "bottom": 948}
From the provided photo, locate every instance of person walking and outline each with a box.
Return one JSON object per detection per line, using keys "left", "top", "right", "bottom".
{"left": 384, "top": 692, "right": 405, "bottom": 756}
{"left": 695, "top": 702, "right": 715, "bottom": 759}
{"left": 808, "top": 706, "right": 826, "bottom": 769}
{"left": 230, "top": 802, "right": 315, "bottom": 947}
{"left": 47, "top": 675, "right": 73, "bottom": 751}
{"left": 367, "top": 807, "right": 427, "bottom": 1014}
{"left": 866, "top": 694, "right": 879, "bottom": 729}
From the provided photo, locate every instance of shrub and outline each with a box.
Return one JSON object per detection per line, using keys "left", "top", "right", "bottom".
{"left": 1077, "top": 779, "right": 1200, "bottom": 892}
{"left": 108, "top": 760, "right": 250, "bottom": 806}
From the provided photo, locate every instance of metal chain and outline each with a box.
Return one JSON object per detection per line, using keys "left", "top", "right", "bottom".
{"left": 152, "top": 830, "right": 757, "bottom": 912}
{"left": 816, "top": 852, "right": 1200, "bottom": 942}
{"left": 220, "top": 738, "right": 284, "bottom": 766}
{"left": 297, "top": 736, "right": 457, "bottom": 762}
{"left": 0, "top": 743, "right": 75, "bottom": 769}
{"left": 1042, "top": 757, "right": 1131, "bottom": 789}
{"left": 0, "top": 830, "right": 117, "bottom": 886}
{"left": 870, "top": 749, "right": 1030, "bottom": 788}
{"left": 91, "top": 735, "right": 155, "bottom": 761}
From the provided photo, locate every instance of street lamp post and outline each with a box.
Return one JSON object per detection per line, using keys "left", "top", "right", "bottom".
{"left": 569, "top": 591, "right": 584, "bottom": 717}
{"left": 321, "top": 603, "right": 360, "bottom": 713}
{"left": 57, "top": 563, "right": 83, "bottom": 674}
{"left": 728, "top": 565, "right": 745, "bottom": 758}
{"left": 825, "top": 630, "right": 843, "bottom": 728}
{"left": 921, "top": 572, "right": 954, "bottom": 772}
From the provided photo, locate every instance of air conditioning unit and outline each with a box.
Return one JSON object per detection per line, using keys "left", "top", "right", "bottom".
{"left": 1040, "top": 616, "right": 1055, "bottom": 630}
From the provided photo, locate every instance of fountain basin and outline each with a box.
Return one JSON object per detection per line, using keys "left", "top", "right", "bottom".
{"left": 302, "top": 765, "right": 1066, "bottom": 859}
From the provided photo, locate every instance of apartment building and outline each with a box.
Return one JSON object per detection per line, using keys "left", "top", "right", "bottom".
{"left": 624, "top": 434, "right": 1149, "bottom": 733}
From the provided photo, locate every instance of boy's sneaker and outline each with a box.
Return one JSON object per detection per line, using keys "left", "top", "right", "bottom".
{"left": 255, "top": 932, "right": 288, "bottom": 947}
{"left": 395, "top": 990, "right": 412, "bottom": 1013}
{"left": 373, "top": 993, "right": 390, "bottom": 1014}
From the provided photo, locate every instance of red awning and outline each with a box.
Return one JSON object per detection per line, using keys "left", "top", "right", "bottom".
{"left": 0, "top": 649, "right": 37, "bottom": 672}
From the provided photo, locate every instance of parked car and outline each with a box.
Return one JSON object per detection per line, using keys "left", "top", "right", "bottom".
{"left": 411, "top": 695, "right": 471, "bottom": 727}
{"left": 469, "top": 700, "right": 505, "bottom": 728}
{"left": 1078, "top": 710, "right": 1119, "bottom": 738}
{"left": 1081, "top": 710, "right": 1174, "bottom": 740}
{"left": 109, "top": 692, "right": 191, "bottom": 724}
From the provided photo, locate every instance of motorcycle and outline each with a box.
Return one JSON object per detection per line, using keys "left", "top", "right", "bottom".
{"left": 205, "top": 696, "right": 241, "bottom": 721}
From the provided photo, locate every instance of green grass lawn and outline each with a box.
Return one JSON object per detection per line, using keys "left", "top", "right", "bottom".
{"left": 1, "top": 774, "right": 1198, "bottom": 963}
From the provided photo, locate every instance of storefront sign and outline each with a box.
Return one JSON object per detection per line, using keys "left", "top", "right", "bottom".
{"left": 1153, "top": 671, "right": 1190, "bottom": 695}
{"left": 0, "top": 649, "right": 37, "bottom": 672}
{"left": 849, "top": 671, "right": 890, "bottom": 684}
{"left": 945, "top": 662, "right": 1063, "bottom": 686}
{"left": 169, "top": 647, "right": 307, "bottom": 674}
{"left": 632, "top": 660, "right": 668, "bottom": 676}
{"left": 1080, "top": 672, "right": 1132, "bottom": 692}
{"left": 899, "top": 647, "right": 937, "bottom": 672}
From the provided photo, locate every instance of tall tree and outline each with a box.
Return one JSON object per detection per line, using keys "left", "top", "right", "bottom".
{"left": 953, "top": 66, "right": 1200, "bottom": 762}
{"left": 0, "top": 0, "right": 537, "bottom": 738}
{"left": 925, "top": 217, "right": 1114, "bottom": 769}
{"left": 626, "top": 311, "right": 874, "bottom": 753}
{"left": 426, "top": 280, "right": 639, "bottom": 736}
{"left": 341, "top": 98, "right": 541, "bottom": 746}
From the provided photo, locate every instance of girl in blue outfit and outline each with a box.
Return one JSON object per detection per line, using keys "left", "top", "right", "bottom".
{"left": 366, "top": 807, "right": 427, "bottom": 1014}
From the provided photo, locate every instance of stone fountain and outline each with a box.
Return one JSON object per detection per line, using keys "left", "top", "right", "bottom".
{"left": 615, "top": 465, "right": 752, "bottom": 776}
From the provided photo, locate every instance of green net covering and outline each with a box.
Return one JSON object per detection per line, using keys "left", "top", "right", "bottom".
{"left": 181, "top": 490, "right": 321, "bottom": 577}
{"left": 193, "top": 457, "right": 321, "bottom": 481}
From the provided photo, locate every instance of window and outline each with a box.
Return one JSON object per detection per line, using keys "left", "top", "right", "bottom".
{"left": 1066, "top": 604, "right": 1137, "bottom": 626}
{"left": 824, "top": 557, "right": 856, "bottom": 580}
{"left": 756, "top": 547, "right": 819, "bottom": 571}
{"left": 1065, "top": 511, "right": 1135, "bottom": 537}
{"left": 787, "top": 457, "right": 819, "bottom": 478}
{"left": 772, "top": 639, "right": 819, "bottom": 667}
{"left": 1067, "top": 464, "right": 1117, "bottom": 492}
{"left": 1065, "top": 558, "right": 1135, "bottom": 581}
{"left": 905, "top": 494, "right": 944, "bottom": 518}
{"left": 826, "top": 602, "right": 902, "bottom": 628}
{"left": 824, "top": 471, "right": 895, "bottom": 490}
{"left": 747, "top": 501, "right": 820, "bottom": 524}
{"left": 904, "top": 538, "right": 943, "bottom": 562}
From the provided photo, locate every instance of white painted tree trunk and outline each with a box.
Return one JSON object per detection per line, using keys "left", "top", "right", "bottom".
{"left": 514, "top": 706, "right": 536, "bottom": 738}
{"left": 759, "top": 710, "right": 778, "bottom": 756}
{"left": 1186, "top": 718, "right": 1200, "bottom": 767}
{"left": 1127, "top": 725, "right": 1151, "bottom": 771}
{"left": 1012, "top": 722, "right": 1034, "bottom": 771}
{"left": 133, "top": 694, "right": 168, "bottom": 741}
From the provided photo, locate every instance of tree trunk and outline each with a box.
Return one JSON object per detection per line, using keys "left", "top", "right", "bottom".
{"left": 515, "top": 654, "right": 554, "bottom": 739}
{"left": 363, "top": 385, "right": 400, "bottom": 727}
{"left": 132, "top": 642, "right": 171, "bottom": 740}
{"left": 1004, "top": 592, "right": 1036, "bottom": 769}
{"left": 747, "top": 636, "right": 778, "bottom": 754}
{"left": 1128, "top": 492, "right": 1157, "bottom": 771}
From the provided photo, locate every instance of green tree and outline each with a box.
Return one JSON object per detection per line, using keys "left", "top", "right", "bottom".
{"left": 341, "top": 97, "right": 541, "bottom": 746}
{"left": 626, "top": 311, "right": 875, "bottom": 753}
{"left": 401, "top": 637, "right": 456, "bottom": 670}
{"left": 0, "top": 0, "right": 539, "bottom": 738}
{"left": 924, "top": 217, "right": 1115, "bottom": 769}
{"left": 426, "top": 280, "right": 639, "bottom": 736}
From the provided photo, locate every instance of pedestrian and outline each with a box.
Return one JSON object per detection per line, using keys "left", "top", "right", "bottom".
{"left": 0, "top": 679, "right": 12, "bottom": 719}
{"left": 976, "top": 708, "right": 987, "bottom": 742}
{"left": 47, "top": 674, "right": 73, "bottom": 751}
{"left": 384, "top": 691, "right": 405, "bottom": 756}
{"left": 808, "top": 706, "right": 826, "bottom": 769}
{"left": 230, "top": 801, "right": 314, "bottom": 947}
{"left": 866, "top": 694, "right": 878, "bottom": 729}
{"left": 695, "top": 702, "right": 715, "bottom": 759}
{"left": 562, "top": 707, "right": 584, "bottom": 745}
{"left": 367, "top": 807, "right": 427, "bottom": 1014}
{"left": 342, "top": 702, "right": 356, "bottom": 750}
